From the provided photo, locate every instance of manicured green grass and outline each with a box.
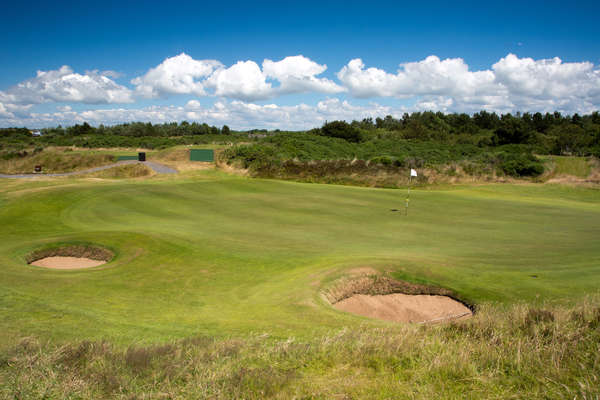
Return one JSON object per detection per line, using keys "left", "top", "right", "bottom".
{"left": 1, "top": 172, "right": 599, "bottom": 346}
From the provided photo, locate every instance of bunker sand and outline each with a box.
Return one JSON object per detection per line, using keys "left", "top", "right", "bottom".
{"left": 30, "top": 256, "right": 107, "bottom": 269}
{"left": 334, "top": 293, "right": 472, "bottom": 323}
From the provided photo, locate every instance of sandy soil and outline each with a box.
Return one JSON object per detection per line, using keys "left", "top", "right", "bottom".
{"left": 30, "top": 256, "right": 106, "bottom": 269}
{"left": 334, "top": 293, "right": 472, "bottom": 323}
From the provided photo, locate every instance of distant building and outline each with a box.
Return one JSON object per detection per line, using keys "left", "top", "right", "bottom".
{"left": 31, "top": 130, "right": 42, "bottom": 137}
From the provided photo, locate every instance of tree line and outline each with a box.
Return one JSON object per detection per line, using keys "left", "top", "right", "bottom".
{"left": 41, "top": 121, "right": 231, "bottom": 137}
{"left": 1, "top": 110, "right": 599, "bottom": 157}
{"left": 334, "top": 111, "right": 600, "bottom": 156}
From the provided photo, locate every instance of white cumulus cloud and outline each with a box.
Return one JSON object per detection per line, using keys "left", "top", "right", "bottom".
{"left": 205, "top": 60, "right": 273, "bottom": 101}
{"left": 133, "top": 54, "right": 344, "bottom": 101}
{"left": 263, "top": 55, "right": 344, "bottom": 95}
{"left": 337, "top": 54, "right": 600, "bottom": 114}
{"left": 337, "top": 56, "right": 501, "bottom": 103}
{"left": 2, "top": 53, "right": 599, "bottom": 128}
{"left": 0, "top": 98, "right": 405, "bottom": 130}
{"left": 0, "top": 103, "right": 12, "bottom": 118}
{"left": 131, "top": 53, "right": 223, "bottom": 98}
{"left": 0, "top": 102, "right": 34, "bottom": 119}
{"left": 491, "top": 54, "right": 600, "bottom": 113}
{"left": 0, "top": 66, "right": 133, "bottom": 105}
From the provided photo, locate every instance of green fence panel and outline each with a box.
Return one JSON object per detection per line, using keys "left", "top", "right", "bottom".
{"left": 117, "top": 155, "right": 138, "bottom": 161}
{"left": 190, "top": 149, "right": 214, "bottom": 162}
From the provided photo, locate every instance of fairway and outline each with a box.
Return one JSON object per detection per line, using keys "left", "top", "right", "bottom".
{"left": 1, "top": 173, "right": 599, "bottom": 344}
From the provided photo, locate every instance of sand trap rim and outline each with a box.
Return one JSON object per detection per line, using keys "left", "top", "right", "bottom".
{"left": 322, "top": 273, "right": 476, "bottom": 316}
{"left": 26, "top": 244, "right": 115, "bottom": 266}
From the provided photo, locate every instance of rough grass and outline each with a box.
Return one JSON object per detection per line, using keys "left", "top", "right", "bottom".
{"left": 227, "top": 158, "right": 539, "bottom": 189}
{"left": 1, "top": 299, "right": 598, "bottom": 399}
{"left": 151, "top": 146, "right": 191, "bottom": 162}
{"left": 0, "top": 148, "right": 116, "bottom": 174}
{"left": 322, "top": 274, "right": 456, "bottom": 304}
{"left": 251, "top": 159, "right": 432, "bottom": 188}
{"left": 82, "top": 163, "right": 153, "bottom": 179}
{"left": 151, "top": 146, "right": 219, "bottom": 172}
{"left": 544, "top": 156, "right": 593, "bottom": 178}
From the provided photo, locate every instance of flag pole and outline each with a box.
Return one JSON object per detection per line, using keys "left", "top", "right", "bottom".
{"left": 406, "top": 175, "right": 410, "bottom": 216}
{"left": 406, "top": 168, "right": 417, "bottom": 216}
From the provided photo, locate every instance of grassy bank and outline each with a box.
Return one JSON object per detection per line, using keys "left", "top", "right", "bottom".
{"left": 82, "top": 163, "right": 154, "bottom": 179}
{"left": 219, "top": 133, "right": 550, "bottom": 186}
{"left": 1, "top": 299, "right": 598, "bottom": 399}
{"left": 0, "top": 148, "right": 117, "bottom": 174}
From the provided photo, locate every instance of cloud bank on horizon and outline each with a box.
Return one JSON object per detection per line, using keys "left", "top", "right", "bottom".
{"left": 1, "top": 53, "right": 599, "bottom": 129}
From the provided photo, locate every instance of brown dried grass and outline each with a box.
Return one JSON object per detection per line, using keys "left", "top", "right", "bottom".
{"left": 322, "top": 273, "right": 461, "bottom": 305}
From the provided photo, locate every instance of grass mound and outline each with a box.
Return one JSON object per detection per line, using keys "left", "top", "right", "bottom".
{"left": 540, "top": 156, "right": 600, "bottom": 184}
{"left": 1, "top": 299, "right": 598, "bottom": 399}
{"left": 0, "top": 148, "right": 116, "bottom": 174}
{"left": 26, "top": 245, "right": 114, "bottom": 265}
{"left": 83, "top": 163, "right": 153, "bottom": 179}
{"left": 549, "top": 156, "right": 592, "bottom": 178}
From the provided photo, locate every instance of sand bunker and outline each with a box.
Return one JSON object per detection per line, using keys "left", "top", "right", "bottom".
{"left": 334, "top": 293, "right": 472, "bottom": 323}
{"left": 30, "top": 256, "right": 107, "bottom": 269}
{"left": 324, "top": 274, "right": 473, "bottom": 323}
{"left": 26, "top": 245, "right": 113, "bottom": 270}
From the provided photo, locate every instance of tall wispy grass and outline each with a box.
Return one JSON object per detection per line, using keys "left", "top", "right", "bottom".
{"left": 82, "top": 163, "right": 153, "bottom": 179}
{"left": 1, "top": 298, "right": 598, "bottom": 399}
{"left": 0, "top": 148, "right": 116, "bottom": 174}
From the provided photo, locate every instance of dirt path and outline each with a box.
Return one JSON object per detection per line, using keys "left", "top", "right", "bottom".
{"left": 334, "top": 293, "right": 472, "bottom": 323}
{"left": 0, "top": 160, "right": 177, "bottom": 178}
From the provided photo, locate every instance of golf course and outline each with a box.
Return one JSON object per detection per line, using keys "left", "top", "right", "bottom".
{"left": 1, "top": 158, "right": 599, "bottom": 398}
{"left": 2, "top": 0, "right": 600, "bottom": 395}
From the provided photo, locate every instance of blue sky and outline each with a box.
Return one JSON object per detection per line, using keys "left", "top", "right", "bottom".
{"left": 1, "top": 0, "right": 599, "bottom": 129}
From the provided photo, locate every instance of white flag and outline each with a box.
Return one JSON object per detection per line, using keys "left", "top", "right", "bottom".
{"left": 410, "top": 168, "right": 418, "bottom": 177}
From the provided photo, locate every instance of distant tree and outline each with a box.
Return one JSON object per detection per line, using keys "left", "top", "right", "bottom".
{"left": 66, "top": 122, "right": 94, "bottom": 136}
{"left": 532, "top": 112, "right": 547, "bottom": 132}
{"left": 549, "top": 124, "right": 590, "bottom": 155}
{"left": 402, "top": 119, "right": 429, "bottom": 139}
{"left": 492, "top": 118, "right": 533, "bottom": 145}
{"left": 362, "top": 117, "right": 375, "bottom": 129}
{"left": 318, "top": 120, "right": 363, "bottom": 142}
{"left": 201, "top": 123, "right": 210, "bottom": 135}
{"left": 473, "top": 110, "right": 500, "bottom": 130}
{"left": 222, "top": 125, "right": 231, "bottom": 135}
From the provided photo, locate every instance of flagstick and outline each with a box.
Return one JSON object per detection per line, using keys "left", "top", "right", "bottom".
{"left": 406, "top": 175, "right": 411, "bottom": 216}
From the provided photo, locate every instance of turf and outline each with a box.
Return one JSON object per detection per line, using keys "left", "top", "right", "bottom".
{"left": 1, "top": 172, "right": 599, "bottom": 345}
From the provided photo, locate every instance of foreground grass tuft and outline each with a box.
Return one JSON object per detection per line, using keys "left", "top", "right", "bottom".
{"left": 1, "top": 299, "right": 599, "bottom": 399}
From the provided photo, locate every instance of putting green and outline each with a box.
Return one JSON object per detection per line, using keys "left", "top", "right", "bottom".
{"left": 1, "top": 173, "right": 599, "bottom": 344}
